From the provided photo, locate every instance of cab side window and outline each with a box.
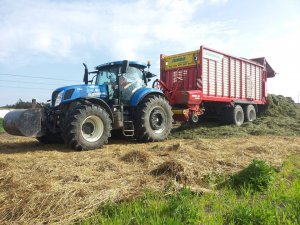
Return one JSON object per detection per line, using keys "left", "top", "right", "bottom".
{"left": 120, "top": 66, "right": 145, "bottom": 104}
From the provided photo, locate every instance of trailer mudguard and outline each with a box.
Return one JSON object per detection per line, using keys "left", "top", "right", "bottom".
{"left": 3, "top": 109, "right": 45, "bottom": 137}
{"left": 130, "top": 88, "right": 164, "bottom": 107}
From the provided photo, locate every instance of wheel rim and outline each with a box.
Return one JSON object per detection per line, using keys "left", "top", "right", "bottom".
{"left": 236, "top": 111, "right": 243, "bottom": 123}
{"left": 81, "top": 115, "right": 104, "bottom": 142}
{"left": 149, "top": 106, "right": 166, "bottom": 133}
{"left": 249, "top": 109, "right": 255, "bottom": 121}
{"left": 191, "top": 113, "right": 199, "bottom": 123}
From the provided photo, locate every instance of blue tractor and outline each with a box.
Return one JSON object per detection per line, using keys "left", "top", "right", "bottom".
{"left": 4, "top": 60, "right": 173, "bottom": 150}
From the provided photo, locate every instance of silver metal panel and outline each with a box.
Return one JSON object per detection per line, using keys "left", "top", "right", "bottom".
{"left": 209, "top": 59, "right": 216, "bottom": 96}
{"left": 259, "top": 67, "right": 262, "bottom": 100}
{"left": 236, "top": 60, "right": 241, "bottom": 98}
{"left": 246, "top": 63, "right": 252, "bottom": 98}
{"left": 203, "top": 58, "right": 208, "bottom": 95}
{"left": 230, "top": 58, "right": 235, "bottom": 97}
{"left": 259, "top": 68, "right": 262, "bottom": 100}
{"left": 241, "top": 62, "right": 246, "bottom": 98}
{"left": 223, "top": 57, "right": 229, "bottom": 97}
{"left": 251, "top": 65, "right": 255, "bottom": 98}
{"left": 216, "top": 60, "right": 222, "bottom": 96}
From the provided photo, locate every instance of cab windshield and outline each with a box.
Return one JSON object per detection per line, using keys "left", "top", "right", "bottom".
{"left": 96, "top": 67, "right": 118, "bottom": 85}
{"left": 95, "top": 65, "right": 146, "bottom": 102}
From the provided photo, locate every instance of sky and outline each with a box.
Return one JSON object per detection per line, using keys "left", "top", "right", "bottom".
{"left": 0, "top": 0, "right": 300, "bottom": 105}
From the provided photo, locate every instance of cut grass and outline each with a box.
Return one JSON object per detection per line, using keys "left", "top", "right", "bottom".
{"left": 79, "top": 156, "right": 300, "bottom": 225}
{"left": 172, "top": 95, "right": 300, "bottom": 139}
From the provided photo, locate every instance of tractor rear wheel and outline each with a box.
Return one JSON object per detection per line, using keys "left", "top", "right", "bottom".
{"left": 135, "top": 95, "right": 173, "bottom": 142}
{"left": 63, "top": 104, "right": 112, "bottom": 150}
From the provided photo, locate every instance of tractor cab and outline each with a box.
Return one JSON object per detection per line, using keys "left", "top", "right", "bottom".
{"left": 92, "top": 61, "right": 154, "bottom": 105}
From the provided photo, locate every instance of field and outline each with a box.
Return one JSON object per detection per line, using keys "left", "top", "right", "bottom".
{"left": 81, "top": 156, "right": 300, "bottom": 225}
{"left": 0, "top": 95, "right": 300, "bottom": 224}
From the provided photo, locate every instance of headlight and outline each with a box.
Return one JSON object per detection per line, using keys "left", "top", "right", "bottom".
{"left": 54, "top": 91, "right": 64, "bottom": 107}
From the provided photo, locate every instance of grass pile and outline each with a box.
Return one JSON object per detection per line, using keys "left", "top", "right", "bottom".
{"left": 121, "top": 150, "right": 149, "bottom": 164}
{"left": 150, "top": 160, "right": 185, "bottom": 182}
{"left": 230, "top": 160, "right": 275, "bottom": 192}
{"left": 172, "top": 94, "right": 300, "bottom": 139}
{"left": 80, "top": 156, "right": 300, "bottom": 225}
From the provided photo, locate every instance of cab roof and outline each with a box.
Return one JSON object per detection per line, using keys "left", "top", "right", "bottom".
{"left": 95, "top": 61, "right": 147, "bottom": 70}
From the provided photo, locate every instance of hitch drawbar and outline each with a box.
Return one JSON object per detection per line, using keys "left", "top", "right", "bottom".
{"left": 3, "top": 109, "right": 45, "bottom": 137}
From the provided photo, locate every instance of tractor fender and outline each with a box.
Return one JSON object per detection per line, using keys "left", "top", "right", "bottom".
{"left": 76, "top": 98, "right": 114, "bottom": 122}
{"left": 130, "top": 88, "right": 165, "bottom": 107}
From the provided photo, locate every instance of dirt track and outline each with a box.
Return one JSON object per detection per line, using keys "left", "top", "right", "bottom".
{"left": 0, "top": 133, "right": 300, "bottom": 224}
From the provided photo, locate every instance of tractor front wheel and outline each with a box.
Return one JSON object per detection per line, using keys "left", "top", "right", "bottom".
{"left": 63, "top": 104, "right": 112, "bottom": 150}
{"left": 135, "top": 95, "right": 173, "bottom": 142}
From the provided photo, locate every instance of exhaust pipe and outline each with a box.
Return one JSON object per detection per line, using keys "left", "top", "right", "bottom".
{"left": 3, "top": 109, "right": 45, "bottom": 137}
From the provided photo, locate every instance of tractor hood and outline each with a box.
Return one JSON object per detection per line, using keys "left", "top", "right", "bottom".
{"left": 51, "top": 84, "right": 108, "bottom": 107}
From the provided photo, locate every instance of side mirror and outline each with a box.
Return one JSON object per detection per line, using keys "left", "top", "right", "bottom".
{"left": 121, "top": 60, "right": 129, "bottom": 74}
{"left": 83, "top": 63, "right": 89, "bottom": 85}
{"left": 145, "top": 71, "right": 156, "bottom": 79}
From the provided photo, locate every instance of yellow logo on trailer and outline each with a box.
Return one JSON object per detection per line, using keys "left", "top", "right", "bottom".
{"left": 163, "top": 50, "right": 200, "bottom": 70}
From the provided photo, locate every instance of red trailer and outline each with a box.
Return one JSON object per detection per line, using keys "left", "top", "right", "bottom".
{"left": 154, "top": 45, "right": 276, "bottom": 125}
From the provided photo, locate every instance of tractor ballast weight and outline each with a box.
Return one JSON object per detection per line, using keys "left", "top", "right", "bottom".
{"left": 4, "top": 108, "right": 45, "bottom": 137}
{"left": 4, "top": 60, "right": 173, "bottom": 150}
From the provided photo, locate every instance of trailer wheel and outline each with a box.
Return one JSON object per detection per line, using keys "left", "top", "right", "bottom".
{"left": 36, "top": 132, "right": 64, "bottom": 144}
{"left": 222, "top": 105, "right": 244, "bottom": 126}
{"left": 63, "top": 104, "right": 112, "bottom": 150}
{"left": 189, "top": 111, "right": 199, "bottom": 125}
{"left": 244, "top": 105, "right": 256, "bottom": 122}
{"left": 135, "top": 95, "right": 173, "bottom": 142}
{"left": 232, "top": 105, "right": 244, "bottom": 126}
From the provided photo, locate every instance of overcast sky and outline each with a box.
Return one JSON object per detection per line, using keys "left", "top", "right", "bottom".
{"left": 0, "top": 0, "right": 300, "bottom": 105}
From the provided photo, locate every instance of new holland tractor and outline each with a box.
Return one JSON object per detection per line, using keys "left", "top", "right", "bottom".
{"left": 4, "top": 60, "right": 173, "bottom": 150}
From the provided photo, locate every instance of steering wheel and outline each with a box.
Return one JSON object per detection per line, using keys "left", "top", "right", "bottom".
{"left": 123, "top": 80, "right": 137, "bottom": 90}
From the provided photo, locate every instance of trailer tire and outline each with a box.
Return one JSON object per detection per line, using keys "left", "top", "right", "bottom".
{"left": 135, "top": 95, "right": 173, "bottom": 142}
{"left": 222, "top": 105, "right": 244, "bottom": 126}
{"left": 36, "top": 132, "right": 64, "bottom": 144}
{"left": 232, "top": 105, "right": 244, "bottom": 126}
{"left": 244, "top": 104, "right": 256, "bottom": 122}
{"left": 189, "top": 111, "right": 200, "bottom": 125}
{"left": 63, "top": 104, "right": 112, "bottom": 150}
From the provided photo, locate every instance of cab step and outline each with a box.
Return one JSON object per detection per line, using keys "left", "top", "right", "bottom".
{"left": 122, "top": 121, "right": 134, "bottom": 137}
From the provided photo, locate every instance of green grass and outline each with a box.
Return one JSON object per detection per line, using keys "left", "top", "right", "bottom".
{"left": 230, "top": 160, "right": 275, "bottom": 192}
{"left": 0, "top": 118, "right": 3, "bottom": 133}
{"left": 172, "top": 95, "right": 300, "bottom": 139}
{"left": 79, "top": 156, "right": 300, "bottom": 225}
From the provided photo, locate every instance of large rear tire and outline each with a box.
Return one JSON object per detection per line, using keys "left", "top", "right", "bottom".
{"left": 244, "top": 105, "right": 256, "bottom": 122}
{"left": 135, "top": 95, "right": 173, "bottom": 142}
{"left": 63, "top": 104, "right": 112, "bottom": 150}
